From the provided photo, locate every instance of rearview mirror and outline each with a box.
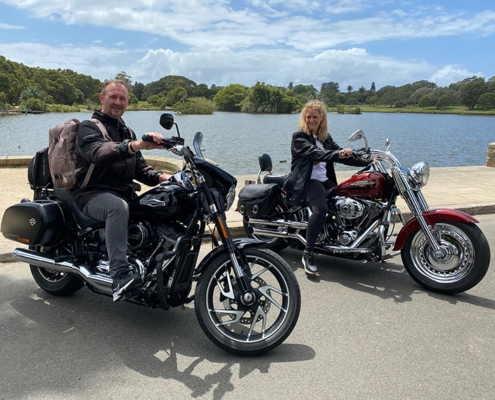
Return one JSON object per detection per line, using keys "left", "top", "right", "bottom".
{"left": 160, "top": 113, "right": 174, "bottom": 130}
{"left": 258, "top": 153, "right": 273, "bottom": 172}
{"left": 348, "top": 129, "right": 364, "bottom": 142}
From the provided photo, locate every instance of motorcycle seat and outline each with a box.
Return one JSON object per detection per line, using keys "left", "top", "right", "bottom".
{"left": 263, "top": 174, "right": 287, "bottom": 187}
{"left": 53, "top": 187, "right": 103, "bottom": 229}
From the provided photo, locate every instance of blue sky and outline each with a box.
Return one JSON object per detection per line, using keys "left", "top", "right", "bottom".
{"left": 0, "top": 0, "right": 494, "bottom": 91}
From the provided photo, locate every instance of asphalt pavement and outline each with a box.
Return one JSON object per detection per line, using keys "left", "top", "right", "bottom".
{"left": 1, "top": 214, "right": 495, "bottom": 399}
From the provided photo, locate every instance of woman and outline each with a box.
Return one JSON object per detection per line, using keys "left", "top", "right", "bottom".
{"left": 283, "top": 101, "right": 369, "bottom": 276}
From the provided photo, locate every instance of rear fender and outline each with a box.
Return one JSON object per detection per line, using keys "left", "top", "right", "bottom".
{"left": 194, "top": 238, "right": 265, "bottom": 276}
{"left": 393, "top": 208, "right": 479, "bottom": 251}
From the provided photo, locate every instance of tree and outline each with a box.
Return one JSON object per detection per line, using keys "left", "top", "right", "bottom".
{"left": 418, "top": 95, "right": 431, "bottom": 109}
{"left": 410, "top": 87, "right": 433, "bottom": 103}
{"left": 345, "top": 98, "right": 358, "bottom": 105}
{"left": 293, "top": 84, "right": 317, "bottom": 100}
{"left": 132, "top": 82, "right": 145, "bottom": 101}
{"left": 115, "top": 71, "right": 132, "bottom": 90}
{"left": 20, "top": 86, "right": 46, "bottom": 102}
{"left": 321, "top": 81, "right": 339, "bottom": 93}
{"left": 358, "top": 86, "right": 367, "bottom": 103}
{"left": 347, "top": 85, "right": 353, "bottom": 96}
{"left": 436, "top": 95, "right": 450, "bottom": 110}
{"left": 460, "top": 77, "right": 486, "bottom": 110}
{"left": 213, "top": 84, "right": 248, "bottom": 111}
{"left": 167, "top": 86, "right": 187, "bottom": 105}
{"left": 476, "top": 93, "right": 495, "bottom": 110}
{"left": 394, "top": 100, "right": 406, "bottom": 108}
{"left": 370, "top": 82, "right": 376, "bottom": 91}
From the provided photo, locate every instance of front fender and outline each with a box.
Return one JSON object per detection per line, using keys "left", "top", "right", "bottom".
{"left": 393, "top": 208, "right": 479, "bottom": 251}
{"left": 194, "top": 238, "right": 265, "bottom": 276}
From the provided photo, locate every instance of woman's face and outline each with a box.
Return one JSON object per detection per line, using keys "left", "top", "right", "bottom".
{"left": 305, "top": 108, "right": 323, "bottom": 134}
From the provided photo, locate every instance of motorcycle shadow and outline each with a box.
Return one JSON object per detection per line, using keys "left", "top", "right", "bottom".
{"left": 4, "top": 275, "right": 315, "bottom": 399}
{"left": 281, "top": 248, "right": 495, "bottom": 309}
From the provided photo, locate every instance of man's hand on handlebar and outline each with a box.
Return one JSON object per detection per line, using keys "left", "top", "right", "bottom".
{"left": 136, "top": 132, "right": 164, "bottom": 151}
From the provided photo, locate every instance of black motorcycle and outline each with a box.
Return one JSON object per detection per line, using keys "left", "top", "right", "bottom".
{"left": 1, "top": 113, "right": 301, "bottom": 356}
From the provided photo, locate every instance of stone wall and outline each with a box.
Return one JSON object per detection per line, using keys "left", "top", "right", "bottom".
{"left": 487, "top": 143, "right": 495, "bottom": 167}
{"left": 0, "top": 155, "right": 184, "bottom": 174}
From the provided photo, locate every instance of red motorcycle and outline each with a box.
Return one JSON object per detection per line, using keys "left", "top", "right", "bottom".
{"left": 238, "top": 130, "right": 490, "bottom": 294}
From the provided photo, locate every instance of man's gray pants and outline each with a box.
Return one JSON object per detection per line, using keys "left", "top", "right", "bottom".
{"left": 82, "top": 193, "right": 129, "bottom": 279}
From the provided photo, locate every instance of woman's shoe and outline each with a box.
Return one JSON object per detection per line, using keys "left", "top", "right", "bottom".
{"left": 302, "top": 251, "right": 319, "bottom": 275}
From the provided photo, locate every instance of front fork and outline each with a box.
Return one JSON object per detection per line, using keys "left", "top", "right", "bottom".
{"left": 200, "top": 178, "right": 257, "bottom": 306}
{"left": 393, "top": 167, "right": 443, "bottom": 256}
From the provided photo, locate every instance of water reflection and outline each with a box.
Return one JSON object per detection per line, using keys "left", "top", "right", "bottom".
{"left": 1, "top": 111, "right": 493, "bottom": 175}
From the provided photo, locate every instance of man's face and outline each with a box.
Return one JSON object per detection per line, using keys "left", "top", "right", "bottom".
{"left": 100, "top": 83, "right": 129, "bottom": 119}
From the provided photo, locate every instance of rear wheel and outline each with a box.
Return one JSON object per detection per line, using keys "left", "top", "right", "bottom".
{"left": 29, "top": 245, "right": 84, "bottom": 296}
{"left": 401, "top": 221, "right": 490, "bottom": 294}
{"left": 195, "top": 247, "right": 301, "bottom": 356}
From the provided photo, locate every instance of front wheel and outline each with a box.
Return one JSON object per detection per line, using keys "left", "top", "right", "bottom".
{"left": 401, "top": 221, "right": 490, "bottom": 294}
{"left": 195, "top": 247, "right": 301, "bottom": 356}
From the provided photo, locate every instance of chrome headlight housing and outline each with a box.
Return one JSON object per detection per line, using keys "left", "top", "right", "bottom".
{"left": 410, "top": 161, "right": 430, "bottom": 188}
{"left": 225, "top": 184, "right": 236, "bottom": 211}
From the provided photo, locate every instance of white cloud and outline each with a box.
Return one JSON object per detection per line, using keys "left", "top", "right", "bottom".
{"left": 2, "top": 0, "right": 495, "bottom": 52}
{"left": 116, "top": 42, "right": 126, "bottom": 46}
{"left": 429, "top": 65, "right": 485, "bottom": 87}
{"left": 0, "top": 42, "right": 131, "bottom": 79}
{"left": 0, "top": 23, "right": 24, "bottom": 29}
{"left": 128, "top": 45, "right": 435, "bottom": 89}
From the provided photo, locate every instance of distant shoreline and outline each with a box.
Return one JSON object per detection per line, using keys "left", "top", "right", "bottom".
{"left": 2, "top": 105, "right": 495, "bottom": 117}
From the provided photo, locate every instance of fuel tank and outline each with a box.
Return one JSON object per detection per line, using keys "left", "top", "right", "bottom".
{"left": 129, "top": 183, "right": 192, "bottom": 221}
{"left": 332, "top": 171, "right": 388, "bottom": 200}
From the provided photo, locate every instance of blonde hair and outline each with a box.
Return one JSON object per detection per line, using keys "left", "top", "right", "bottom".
{"left": 298, "top": 101, "right": 328, "bottom": 142}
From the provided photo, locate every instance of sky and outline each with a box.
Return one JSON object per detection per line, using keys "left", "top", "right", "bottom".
{"left": 0, "top": 0, "right": 494, "bottom": 91}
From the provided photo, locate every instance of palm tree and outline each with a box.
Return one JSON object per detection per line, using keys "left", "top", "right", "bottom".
{"left": 20, "top": 86, "right": 45, "bottom": 102}
{"left": 347, "top": 85, "right": 353, "bottom": 97}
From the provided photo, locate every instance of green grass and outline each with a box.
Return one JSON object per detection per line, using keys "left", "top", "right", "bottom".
{"left": 327, "top": 105, "right": 495, "bottom": 115}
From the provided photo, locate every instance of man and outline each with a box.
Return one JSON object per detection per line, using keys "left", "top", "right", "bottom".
{"left": 73, "top": 79, "right": 170, "bottom": 301}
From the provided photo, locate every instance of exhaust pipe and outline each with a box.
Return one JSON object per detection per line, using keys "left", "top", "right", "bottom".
{"left": 12, "top": 248, "right": 113, "bottom": 294}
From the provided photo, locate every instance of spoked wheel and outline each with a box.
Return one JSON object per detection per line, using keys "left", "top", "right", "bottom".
{"left": 29, "top": 245, "right": 84, "bottom": 296}
{"left": 401, "top": 221, "right": 490, "bottom": 294}
{"left": 195, "top": 247, "right": 301, "bottom": 356}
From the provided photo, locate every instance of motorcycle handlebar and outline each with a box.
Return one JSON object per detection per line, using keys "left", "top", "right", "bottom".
{"left": 142, "top": 134, "right": 185, "bottom": 149}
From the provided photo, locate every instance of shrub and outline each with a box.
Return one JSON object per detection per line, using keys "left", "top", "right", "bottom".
{"left": 174, "top": 97, "right": 214, "bottom": 114}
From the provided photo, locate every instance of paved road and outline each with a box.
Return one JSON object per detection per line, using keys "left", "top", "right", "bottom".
{"left": 1, "top": 215, "right": 495, "bottom": 399}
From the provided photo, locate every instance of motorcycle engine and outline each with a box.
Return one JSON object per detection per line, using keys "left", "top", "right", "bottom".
{"left": 333, "top": 197, "right": 365, "bottom": 220}
{"left": 320, "top": 197, "right": 383, "bottom": 247}
{"left": 128, "top": 222, "right": 151, "bottom": 250}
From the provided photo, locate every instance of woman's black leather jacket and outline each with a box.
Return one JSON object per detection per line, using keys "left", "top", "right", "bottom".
{"left": 283, "top": 129, "right": 369, "bottom": 206}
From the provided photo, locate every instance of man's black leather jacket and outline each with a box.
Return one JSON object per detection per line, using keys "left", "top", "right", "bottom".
{"left": 283, "top": 129, "right": 369, "bottom": 206}
{"left": 73, "top": 110, "right": 162, "bottom": 209}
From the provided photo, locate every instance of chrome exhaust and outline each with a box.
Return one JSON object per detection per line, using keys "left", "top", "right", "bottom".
{"left": 12, "top": 248, "right": 113, "bottom": 294}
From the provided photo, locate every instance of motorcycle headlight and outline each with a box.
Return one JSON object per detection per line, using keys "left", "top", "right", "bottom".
{"left": 225, "top": 184, "right": 236, "bottom": 211}
{"left": 410, "top": 161, "right": 430, "bottom": 188}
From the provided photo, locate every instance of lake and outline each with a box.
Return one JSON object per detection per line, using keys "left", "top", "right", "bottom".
{"left": 1, "top": 111, "right": 494, "bottom": 175}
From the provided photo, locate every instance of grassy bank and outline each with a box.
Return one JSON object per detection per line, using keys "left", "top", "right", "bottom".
{"left": 327, "top": 105, "right": 495, "bottom": 115}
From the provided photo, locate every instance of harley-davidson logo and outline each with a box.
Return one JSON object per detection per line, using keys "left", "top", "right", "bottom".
{"left": 29, "top": 218, "right": 36, "bottom": 226}
{"left": 348, "top": 181, "right": 376, "bottom": 188}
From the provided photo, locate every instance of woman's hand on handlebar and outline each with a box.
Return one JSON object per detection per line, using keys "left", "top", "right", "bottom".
{"left": 339, "top": 148, "right": 352, "bottom": 159}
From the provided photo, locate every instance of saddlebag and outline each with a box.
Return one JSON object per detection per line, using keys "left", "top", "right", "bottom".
{"left": 237, "top": 183, "right": 281, "bottom": 217}
{"left": 1, "top": 200, "right": 64, "bottom": 246}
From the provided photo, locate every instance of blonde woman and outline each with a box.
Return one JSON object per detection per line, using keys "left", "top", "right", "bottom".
{"left": 283, "top": 101, "right": 369, "bottom": 275}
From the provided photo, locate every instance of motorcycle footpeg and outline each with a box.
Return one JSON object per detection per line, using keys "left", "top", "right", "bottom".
{"left": 120, "top": 288, "right": 142, "bottom": 301}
